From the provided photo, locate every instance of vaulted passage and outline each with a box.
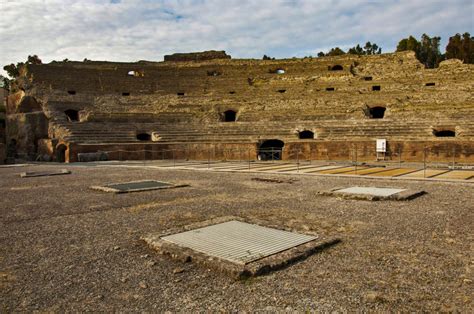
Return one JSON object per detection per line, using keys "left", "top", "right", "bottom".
{"left": 136, "top": 133, "right": 151, "bottom": 141}
{"left": 64, "top": 109, "right": 79, "bottom": 122}
{"left": 258, "top": 139, "right": 284, "bottom": 161}
{"left": 433, "top": 129, "right": 455, "bottom": 137}
{"left": 369, "top": 106, "right": 386, "bottom": 119}
{"left": 223, "top": 110, "right": 237, "bottom": 122}
{"left": 56, "top": 144, "right": 67, "bottom": 163}
{"left": 299, "top": 130, "right": 314, "bottom": 139}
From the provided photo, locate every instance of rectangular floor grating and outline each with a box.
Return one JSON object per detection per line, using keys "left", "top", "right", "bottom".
{"left": 91, "top": 180, "right": 187, "bottom": 193}
{"left": 335, "top": 186, "right": 406, "bottom": 197}
{"left": 20, "top": 169, "right": 71, "bottom": 177}
{"left": 161, "top": 220, "right": 317, "bottom": 265}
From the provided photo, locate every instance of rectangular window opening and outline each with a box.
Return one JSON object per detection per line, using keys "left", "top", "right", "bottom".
{"left": 177, "top": 92, "right": 185, "bottom": 96}
{"left": 122, "top": 92, "right": 130, "bottom": 96}
{"left": 364, "top": 76, "right": 373, "bottom": 81}
{"left": 67, "top": 90, "right": 76, "bottom": 95}
{"left": 326, "top": 87, "right": 335, "bottom": 91}
{"left": 277, "top": 89, "right": 286, "bottom": 93}
{"left": 372, "top": 85, "right": 381, "bottom": 91}
{"left": 425, "top": 82, "right": 436, "bottom": 86}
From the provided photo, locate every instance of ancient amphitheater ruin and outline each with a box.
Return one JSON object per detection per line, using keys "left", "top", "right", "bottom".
{"left": 4, "top": 50, "right": 474, "bottom": 163}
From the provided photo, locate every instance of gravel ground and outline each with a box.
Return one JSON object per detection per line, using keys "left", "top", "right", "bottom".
{"left": 0, "top": 163, "right": 473, "bottom": 311}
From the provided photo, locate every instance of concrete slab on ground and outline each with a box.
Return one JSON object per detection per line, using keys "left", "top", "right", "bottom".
{"left": 90, "top": 180, "right": 188, "bottom": 193}
{"left": 319, "top": 186, "right": 426, "bottom": 201}
{"left": 143, "top": 217, "right": 340, "bottom": 279}
{"left": 20, "top": 169, "right": 71, "bottom": 178}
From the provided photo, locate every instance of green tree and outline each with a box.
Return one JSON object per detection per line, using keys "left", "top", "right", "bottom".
{"left": 397, "top": 34, "right": 443, "bottom": 68}
{"left": 446, "top": 32, "right": 474, "bottom": 63}
{"left": 348, "top": 42, "right": 382, "bottom": 55}
{"left": 326, "top": 47, "right": 346, "bottom": 56}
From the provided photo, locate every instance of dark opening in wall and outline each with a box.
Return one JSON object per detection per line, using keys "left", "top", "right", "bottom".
{"left": 64, "top": 109, "right": 79, "bottom": 122}
{"left": 329, "top": 65, "right": 343, "bottom": 71}
{"left": 122, "top": 92, "right": 130, "bottom": 96}
{"left": 425, "top": 82, "right": 436, "bottom": 86}
{"left": 229, "top": 91, "right": 236, "bottom": 94}
{"left": 67, "top": 90, "right": 76, "bottom": 95}
{"left": 207, "top": 70, "right": 222, "bottom": 76}
{"left": 368, "top": 106, "right": 386, "bottom": 119}
{"left": 269, "top": 68, "right": 286, "bottom": 74}
{"left": 56, "top": 144, "right": 67, "bottom": 163}
{"left": 127, "top": 70, "right": 144, "bottom": 77}
{"left": 326, "top": 87, "right": 335, "bottom": 91}
{"left": 299, "top": 130, "right": 314, "bottom": 139}
{"left": 433, "top": 129, "right": 455, "bottom": 137}
{"left": 364, "top": 76, "right": 373, "bottom": 81}
{"left": 177, "top": 92, "right": 185, "bottom": 96}
{"left": 277, "top": 89, "right": 286, "bottom": 93}
{"left": 258, "top": 139, "right": 285, "bottom": 161}
{"left": 223, "top": 110, "right": 237, "bottom": 122}
{"left": 372, "top": 85, "right": 381, "bottom": 91}
{"left": 136, "top": 133, "right": 151, "bottom": 141}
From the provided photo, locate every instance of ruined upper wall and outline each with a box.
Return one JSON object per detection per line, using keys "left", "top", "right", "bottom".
{"left": 164, "top": 50, "right": 231, "bottom": 62}
{"left": 13, "top": 51, "right": 474, "bottom": 126}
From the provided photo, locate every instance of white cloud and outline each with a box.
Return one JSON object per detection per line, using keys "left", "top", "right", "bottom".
{"left": 0, "top": 0, "right": 472, "bottom": 76}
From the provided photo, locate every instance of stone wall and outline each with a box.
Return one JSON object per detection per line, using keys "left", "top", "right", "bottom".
{"left": 6, "top": 51, "right": 474, "bottom": 162}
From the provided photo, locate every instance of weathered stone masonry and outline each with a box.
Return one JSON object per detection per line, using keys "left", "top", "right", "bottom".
{"left": 5, "top": 50, "right": 474, "bottom": 162}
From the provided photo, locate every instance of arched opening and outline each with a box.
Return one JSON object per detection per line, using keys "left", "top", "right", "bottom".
{"left": 223, "top": 110, "right": 237, "bottom": 122}
{"left": 207, "top": 70, "right": 222, "bottom": 76}
{"left": 64, "top": 109, "right": 79, "bottom": 122}
{"left": 258, "top": 139, "right": 285, "bottom": 161}
{"left": 277, "top": 89, "right": 286, "bottom": 93}
{"left": 299, "top": 130, "right": 314, "bottom": 139}
{"left": 433, "top": 129, "right": 455, "bottom": 137}
{"left": 56, "top": 144, "right": 67, "bottom": 163}
{"left": 330, "top": 65, "right": 343, "bottom": 71}
{"left": 137, "top": 133, "right": 151, "bottom": 141}
{"left": 269, "top": 68, "right": 286, "bottom": 74}
{"left": 369, "top": 107, "right": 386, "bottom": 119}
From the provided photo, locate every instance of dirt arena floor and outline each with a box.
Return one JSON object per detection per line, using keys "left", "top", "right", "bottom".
{"left": 1, "top": 163, "right": 472, "bottom": 311}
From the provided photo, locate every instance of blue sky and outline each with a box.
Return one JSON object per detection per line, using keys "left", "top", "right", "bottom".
{"left": 0, "top": 0, "right": 472, "bottom": 76}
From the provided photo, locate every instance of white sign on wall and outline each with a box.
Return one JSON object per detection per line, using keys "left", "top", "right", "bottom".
{"left": 376, "top": 139, "right": 386, "bottom": 153}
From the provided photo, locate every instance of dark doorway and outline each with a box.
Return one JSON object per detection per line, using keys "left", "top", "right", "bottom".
{"left": 64, "top": 109, "right": 79, "bottom": 122}
{"left": 258, "top": 139, "right": 285, "bottom": 161}
{"left": 433, "top": 129, "right": 455, "bottom": 137}
{"left": 56, "top": 144, "right": 67, "bottom": 163}
{"left": 137, "top": 133, "right": 151, "bottom": 141}
{"left": 223, "top": 110, "right": 237, "bottom": 122}
{"left": 369, "top": 106, "right": 386, "bottom": 119}
{"left": 372, "top": 85, "right": 381, "bottom": 91}
{"left": 330, "top": 65, "right": 343, "bottom": 71}
{"left": 299, "top": 130, "right": 314, "bottom": 139}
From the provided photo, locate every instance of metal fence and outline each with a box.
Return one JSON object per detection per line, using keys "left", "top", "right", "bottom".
{"left": 96, "top": 145, "right": 474, "bottom": 173}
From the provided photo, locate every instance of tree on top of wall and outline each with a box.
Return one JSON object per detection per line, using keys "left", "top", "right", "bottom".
{"left": 446, "top": 32, "right": 474, "bottom": 63}
{"left": 396, "top": 34, "right": 444, "bottom": 68}
{"left": 347, "top": 42, "right": 382, "bottom": 55}
{"left": 2, "top": 55, "right": 42, "bottom": 91}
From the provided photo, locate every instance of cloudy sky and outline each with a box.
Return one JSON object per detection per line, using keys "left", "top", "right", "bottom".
{"left": 0, "top": 0, "right": 472, "bottom": 75}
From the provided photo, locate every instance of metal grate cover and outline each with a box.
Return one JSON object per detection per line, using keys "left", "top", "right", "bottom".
{"left": 335, "top": 186, "right": 406, "bottom": 197}
{"left": 161, "top": 220, "right": 317, "bottom": 265}
{"left": 108, "top": 180, "right": 173, "bottom": 191}
{"left": 91, "top": 180, "right": 187, "bottom": 193}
